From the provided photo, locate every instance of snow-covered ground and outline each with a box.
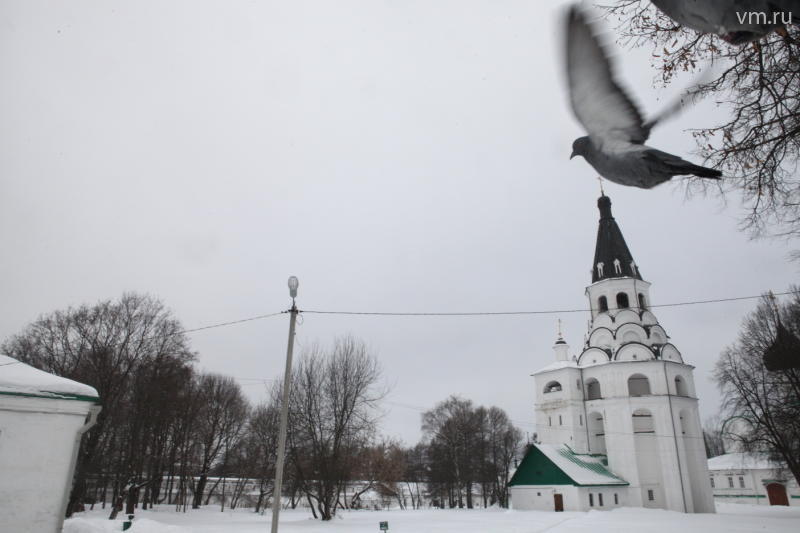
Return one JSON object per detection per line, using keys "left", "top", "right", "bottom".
{"left": 63, "top": 503, "right": 800, "bottom": 533}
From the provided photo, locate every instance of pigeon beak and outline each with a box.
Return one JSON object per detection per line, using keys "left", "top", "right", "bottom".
{"left": 569, "top": 151, "right": 577, "bottom": 160}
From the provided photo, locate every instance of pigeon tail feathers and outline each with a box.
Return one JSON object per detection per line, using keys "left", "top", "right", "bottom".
{"left": 643, "top": 149, "right": 722, "bottom": 179}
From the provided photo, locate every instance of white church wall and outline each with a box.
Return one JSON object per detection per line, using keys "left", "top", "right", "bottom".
{"left": 710, "top": 466, "right": 800, "bottom": 506}
{"left": 673, "top": 399, "right": 715, "bottom": 513}
{"left": 535, "top": 368, "right": 586, "bottom": 447}
{"left": 663, "top": 363, "right": 697, "bottom": 398}
{"left": 509, "top": 485, "right": 579, "bottom": 511}
{"left": 512, "top": 485, "right": 630, "bottom": 512}
{"left": 578, "top": 486, "right": 628, "bottom": 511}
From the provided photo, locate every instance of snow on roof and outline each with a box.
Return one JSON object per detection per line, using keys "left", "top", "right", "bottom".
{"left": 537, "top": 444, "right": 628, "bottom": 486}
{"left": 0, "top": 355, "right": 99, "bottom": 401}
{"left": 707, "top": 452, "right": 780, "bottom": 471}
{"left": 533, "top": 360, "right": 578, "bottom": 375}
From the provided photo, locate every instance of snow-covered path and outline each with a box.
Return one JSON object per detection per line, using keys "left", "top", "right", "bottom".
{"left": 63, "top": 503, "right": 800, "bottom": 533}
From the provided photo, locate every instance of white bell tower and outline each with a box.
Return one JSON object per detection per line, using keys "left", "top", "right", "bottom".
{"left": 532, "top": 195, "right": 715, "bottom": 513}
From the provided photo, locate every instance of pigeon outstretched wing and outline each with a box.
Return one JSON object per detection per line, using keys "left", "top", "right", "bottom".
{"left": 565, "top": 6, "right": 650, "bottom": 147}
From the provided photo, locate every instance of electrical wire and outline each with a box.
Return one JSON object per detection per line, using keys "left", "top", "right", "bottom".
{"left": 299, "top": 290, "right": 796, "bottom": 317}
{"left": 181, "top": 311, "right": 287, "bottom": 335}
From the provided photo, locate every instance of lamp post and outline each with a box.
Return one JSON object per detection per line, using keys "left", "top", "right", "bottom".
{"left": 271, "top": 276, "right": 299, "bottom": 533}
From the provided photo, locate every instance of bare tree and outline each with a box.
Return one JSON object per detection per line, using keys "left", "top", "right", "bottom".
{"left": 702, "top": 415, "right": 726, "bottom": 458}
{"left": 421, "top": 397, "right": 521, "bottom": 509}
{"left": 402, "top": 444, "right": 427, "bottom": 510}
{"left": 599, "top": 1, "right": 800, "bottom": 239}
{"left": 287, "top": 336, "right": 385, "bottom": 520}
{"left": 423, "top": 396, "right": 489, "bottom": 509}
{"left": 242, "top": 396, "right": 280, "bottom": 513}
{"left": 483, "top": 406, "right": 522, "bottom": 508}
{"left": 1, "top": 292, "right": 195, "bottom": 517}
{"left": 714, "top": 288, "right": 800, "bottom": 484}
{"left": 346, "top": 438, "right": 406, "bottom": 510}
{"left": 191, "top": 373, "right": 249, "bottom": 509}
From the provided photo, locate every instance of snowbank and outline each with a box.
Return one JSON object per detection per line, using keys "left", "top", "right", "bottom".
{"left": 63, "top": 517, "right": 186, "bottom": 533}
{"left": 61, "top": 504, "right": 800, "bottom": 533}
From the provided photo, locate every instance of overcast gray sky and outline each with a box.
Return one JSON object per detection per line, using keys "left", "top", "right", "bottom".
{"left": 1, "top": 0, "right": 796, "bottom": 445}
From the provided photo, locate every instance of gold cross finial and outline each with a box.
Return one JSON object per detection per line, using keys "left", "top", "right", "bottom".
{"left": 598, "top": 176, "right": 605, "bottom": 196}
{"left": 557, "top": 318, "right": 563, "bottom": 338}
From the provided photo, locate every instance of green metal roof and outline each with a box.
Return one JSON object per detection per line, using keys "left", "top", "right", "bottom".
{"left": 0, "top": 388, "right": 100, "bottom": 403}
{"left": 509, "top": 443, "right": 628, "bottom": 487}
{"left": 509, "top": 444, "right": 575, "bottom": 486}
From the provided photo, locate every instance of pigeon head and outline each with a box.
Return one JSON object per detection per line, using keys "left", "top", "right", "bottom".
{"left": 570, "top": 136, "right": 590, "bottom": 160}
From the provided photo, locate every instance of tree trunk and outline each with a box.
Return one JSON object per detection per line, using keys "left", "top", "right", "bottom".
{"left": 193, "top": 474, "right": 208, "bottom": 509}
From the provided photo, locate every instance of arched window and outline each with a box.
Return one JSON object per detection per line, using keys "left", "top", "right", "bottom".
{"left": 586, "top": 378, "right": 602, "bottom": 400}
{"left": 598, "top": 296, "right": 609, "bottom": 312}
{"left": 632, "top": 409, "right": 654, "bottom": 433}
{"left": 628, "top": 373, "right": 651, "bottom": 396}
{"left": 638, "top": 293, "right": 647, "bottom": 310}
{"left": 675, "top": 376, "right": 688, "bottom": 397}
{"left": 544, "top": 381, "right": 562, "bottom": 393}
{"left": 616, "top": 292, "right": 630, "bottom": 309}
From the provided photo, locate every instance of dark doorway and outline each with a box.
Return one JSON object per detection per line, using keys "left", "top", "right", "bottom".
{"left": 767, "top": 483, "right": 789, "bottom": 506}
{"left": 553, "top": 493, "right": 564, "bottom": 512}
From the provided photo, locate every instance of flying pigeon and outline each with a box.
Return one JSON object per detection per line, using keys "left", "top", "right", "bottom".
{"left": 565, "top": 6, "right": 722, "bottom": 189}
{"left": 650, "top": 0, "right": 798, "bottom": 45}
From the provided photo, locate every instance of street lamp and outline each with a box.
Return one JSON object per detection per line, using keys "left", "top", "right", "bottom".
{"left": 271, "top": 277, "right": 299, "bottom": 533}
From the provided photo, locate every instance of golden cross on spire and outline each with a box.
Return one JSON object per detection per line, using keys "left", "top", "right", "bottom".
{"left": 557, "top": 318, "right": 563, "bottom": 338}
{"left": 598, "top": 175, "right": 605, "bottom": 196}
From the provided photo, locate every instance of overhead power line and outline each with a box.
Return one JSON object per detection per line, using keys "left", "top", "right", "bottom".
{"left": 299, "top": 290, "right": 796, "bottom": 317}
{"left": 182, "top": 311, "right": 287, "bottom": 334}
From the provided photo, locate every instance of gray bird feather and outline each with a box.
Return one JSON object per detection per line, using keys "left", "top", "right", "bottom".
{"left": 651, "top": 0, "right": 797, "bottom": 44}
{"left": 564, "top": 6, "right": 722, "bottom": 189}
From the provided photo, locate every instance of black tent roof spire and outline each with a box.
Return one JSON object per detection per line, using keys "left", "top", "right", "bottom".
{"left": 592, "top": 195, "right": 643, "bottom": 283}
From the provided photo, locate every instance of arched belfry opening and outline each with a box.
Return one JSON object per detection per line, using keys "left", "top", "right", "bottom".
{"left": 616, "top": 292, "right": 630, "bottom": 309}
{"left": 598, "top": 296, "right": 609, "bottom": 312}
{"left": 628, "top": 374, "right": 651, "bottom": 396}
{"left": 544, "top": 381, "right": 562, "bottom": 393}
{"left": 586, "top": 378, "right": 602, "bottom": 400}
{"left": 675, "top": 376, "right": 688, "bottom": 397}
{"left": 638, "top": 293, "right": 647, "bottom": 310}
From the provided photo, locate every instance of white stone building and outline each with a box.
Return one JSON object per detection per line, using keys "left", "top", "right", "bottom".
{"left": 708, "top": 452, "right": 799, "bottom": 506}
{"left": 510, "top": 195, "right": 714, "bottom": 513}
{"left": 0, "top": 355, "right": 100, "bottom": 533}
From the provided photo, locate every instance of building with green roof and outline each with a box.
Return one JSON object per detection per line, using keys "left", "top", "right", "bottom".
{"left": 509, "top": 443, "right": 628, "bottom": 511}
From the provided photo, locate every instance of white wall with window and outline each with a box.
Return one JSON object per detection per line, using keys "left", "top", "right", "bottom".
{"left": 708, "top": 453, "right": 799, "bottom": 506}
